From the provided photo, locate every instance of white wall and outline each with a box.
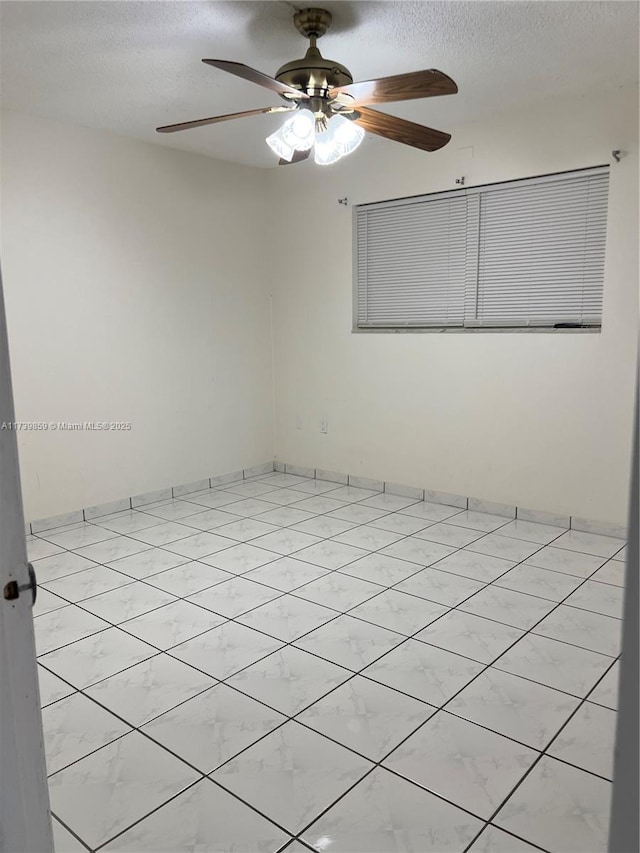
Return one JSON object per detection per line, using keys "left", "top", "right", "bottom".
{"left": 1, "top": 110, "right": 274, "bottom": 521}
{"left": 267, "top": 89, "right": 639, "bottom": 524}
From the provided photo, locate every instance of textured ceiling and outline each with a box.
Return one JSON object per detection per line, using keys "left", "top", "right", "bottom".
{"left": 1, "top": 1, "right": 638, "bottom": 168}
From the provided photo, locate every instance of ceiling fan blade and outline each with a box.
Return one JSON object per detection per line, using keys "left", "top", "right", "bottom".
{"left": 156, "top": 106, "right": 292, "bottom": 133}
{"left": 353, "top": 106, "right": 451, "bottom": 152}
{"left": 330, "top": 69, "right": 457, "bottom": 107}
{"left": 278, "top": 148, "right": 311, "bottom": 166}
{"left": 202, "top": 60, "right": 309, "bottom": 100}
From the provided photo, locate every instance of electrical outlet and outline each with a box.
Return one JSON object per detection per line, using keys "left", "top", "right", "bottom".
{"left": 296, "top": 416, "right": 303, "bottom": 430}
{"left": 320, "top": 420, "right": 329, "bottom": 434}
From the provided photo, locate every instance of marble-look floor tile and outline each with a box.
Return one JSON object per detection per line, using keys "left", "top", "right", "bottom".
{"left": 532, "top": 605, "right": 622, "bottom": 657}
{"left": 40, "top": 627, "right": 158, "bottom": 689}
{"left": 32, "top": 588, "right": 68, "bottom": 617}
{"left": 178, "top": 508, "right": 243, "bottom": 531}
{"left": 495, "top": 519, "right": 567, "bottom": 544}
{"left": 552, "top": 530, "right": 625, "bottom": 558}
{"left": 228, "top": 498, "right": 291, "bottom": 517}
{"left": 447, "top": 667, "right": 580, "bottom": 750}
{"left": 467, "top": 825, "right": 541, "bottom": 852}
{"left": 244, "top": 557, "right": 329, "bottom": 592}
{"left": 142, "top": 499, "right": 204, "bottom": 522}
{"left": 120, "top": 599, "right": 226, "bottom": 650}
{"left": 465, "top": 533, "right": 540, "bottom": 563}
{"left": 363, "top": 640, "right": 483, "bottom": 705}
{"left": 262, "top": 488, "right": 319, "bottom": 507}
{"left": 102, "top": 777, "right": 289, "bottom": 853}
{"left": 31, "top": 552, "right": 98, "bottom": 584}
{"left": 27, "top": 538, "right": 65, "bottom": 561}
{"left": 433, "top": 550, "right": 515, "bottom": 583}
{"left": 289, "top": 479, "right": 342, "bottom": 496}
{"left": 290, "top": 496, "right": 350, "bottom": 514}
{"left": 226, "top": 645, "right": 351, "bottom": 715}
{"left": 548, "top": 701, "right": 616, "bottom": 779}
{"left": 128, "top": 521, "right": 198, "bottom": 547}
{"left": 48, "top": 731, "right": 199, "bottom": 850}
{"left": 296, "top": 676, "right": 434, "bottom": 761}
{"left": 51, "top": 816, "right": 87, "bottom": 852}
{"left": 238, "top": 595, "right": 336, "bottom": 642}
{"left": 413, "top": 522, "right": 484, "bottom": 548}
{"left": 415, "top": 610, "right": 524, "bottom": 664}
{"left": 565, "top": 580, "right": 625, "bottom": 619}
{"left": 290, "top": 515, "right": 357, "bottom": 538}
{"left": 612, "top": 544, "right": 627, "bottom": 562}
{"left": 294, "top": 614, "right": 404, "bottom": 671}
{"left": 42, "top": 692, "right": 131, "bottom": 774}
{"left": 591, "top": 560, "right": 625, "bottom": 587}
{"left": 35, "top": 607, "right": 110, "bottom": 656}
{"left": 524, "top": 545, "right": 606, "bottom": 577}
{"left": 188, "top": 576, "right": 280, "bottom": 618}
{"left": 38, "top": 665, "right": 75, "bottom": 707}
{"left": 492, "top": 564, "right": 583, "bottom": 602}
{"left": 201, "top": 543, "right": 279, "bottom": 574}
{"left": 213, "top": 518, "right": 280, "bottom": 542}
{"left": 369, "top": 512, "right": 432, "bottom": 535}
{"left": 588, "top": 662, "right": 619, "bottom": 709}
{"left": 142, "top": 683, "right": 286, "bottom": 773}
{"left": 145, "top": 560, "right": 232, "bottom": 596}
{"left": 395, "top": 566, "right": 485, "bottom": 607}
{"left": 494, "top": 756, "right": 611, "bottom": 852}
{"left": 294, "top": 540, "right": 369, "bottom": 570}
{"left": 327, "top": 504, "right": 389, "bottom": 524}
{"left": 349, "top": 589, "right": 448, "bottom": 636}
{"left": 458, "top": 586, "right": 555, "bottom": 630}
{"left": 41, "top": 566, "right": 134, "bottom": 603}
{"left": 380, "top": 537, "right": 456, "bottom": 567}
{"left": 332, "top": 525, "right": 404, "bottom": 552}
{"left": 293, "top": 572, "right": 381, "bottom": 612}
{"left": 338, "top": 553, "right": 422, "bottom": 587}
{"left": 106, "top": 547, "right": 188, "bottom": 580}
{"left": 302, "top": 766, "right": 482, "bottom": 852}
{"left": 96, "top": 510, "right": 163, "bottom": 535}
{"left": 211, "top": 721, "right": 372, "bottom": 835}
{"left": 256, "top": 506, "right": 318, "bottom": 527}
{"left": 43, "top": 525, "right": 117, "bottom": 550}
{"left": 169, "top": 622, "right": 283, "bottom": 680}
{"left": 181, "top": 489, "right": 243, "bottom": 510}
{"left": 328, "top": 485, "right": 381, "bottom": 502}
{"left": 493, "top": 634, "right": 613, "bottom": 697}
{"left": 361, "top": 493, "right": 420, "bottom": 512}
{"left": 85, "top": 653, "right": 215, "bottom": 725}
{"left": 399, "top": 501, "right": 464, "bottom": 522}
{"left": 164, "top": 531, "right": 237, "bottom": 559}
{"left": 225, "top": 481, "right": 282, "bottom": 498}
{"left": 385, "top": 711, "right": 536, "bottom": 819}
{"left": 250, "top": 529, "right": 323, "bottom": 557}
{"left": 444, "top": 510, "right": 510, "bottom": 533}
{"left": 79, "top": 582, "right": 176, "bottom": 623}
{"left": 75, "top": 536, "right": 152, "bottom": 564}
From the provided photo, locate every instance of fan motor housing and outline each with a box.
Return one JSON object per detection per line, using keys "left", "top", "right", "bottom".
{"left": 276, "top": 49, "right": 353, "bottom": 99}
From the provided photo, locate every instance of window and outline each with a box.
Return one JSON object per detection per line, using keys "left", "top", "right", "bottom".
{"left": 354, "top": 166, "right": 609, "bottom": 331}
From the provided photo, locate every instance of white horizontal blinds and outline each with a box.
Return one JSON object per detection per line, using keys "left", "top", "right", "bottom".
{"left": 356, "top": 193, "right": 469, "bottom": 327}
{"left": 474, "top": 168, "right": 609, "bottom": 326}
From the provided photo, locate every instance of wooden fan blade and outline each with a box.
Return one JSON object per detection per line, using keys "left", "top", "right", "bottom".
{"left": 353, "top": 107, "right": 451, "bottom": 152}
{"left": 156, "top": 106, "right": 291, "bottom": 133}
{"left": 202, "top": 60, "right": 309, "bottom": 99}
{"left": 278, "top": 148, "right": 311, "bottom": 166}
{"left": 330, "top": 69, "right": 457, "bottom": 107}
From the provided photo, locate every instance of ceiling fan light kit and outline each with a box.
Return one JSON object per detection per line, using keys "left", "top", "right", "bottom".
{"left": 156, "top": 7, "right": 458, "bottom": 167}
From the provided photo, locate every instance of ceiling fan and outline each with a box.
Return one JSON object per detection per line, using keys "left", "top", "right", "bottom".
{"left": 156, "top": 7, "right": 458, "bottom": 166}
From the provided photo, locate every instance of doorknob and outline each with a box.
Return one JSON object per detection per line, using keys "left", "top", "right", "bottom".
{"left": 3, "top": 562, "right": 37, "bottom": 605}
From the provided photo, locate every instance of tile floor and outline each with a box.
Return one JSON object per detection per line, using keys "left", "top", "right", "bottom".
{"left": 29, "top": 473, "right": 625, "bottom": 852}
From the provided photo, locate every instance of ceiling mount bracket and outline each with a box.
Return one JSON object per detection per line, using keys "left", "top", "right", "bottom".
{"left": 293, "top": 8, "right": 332, "bottom": 41}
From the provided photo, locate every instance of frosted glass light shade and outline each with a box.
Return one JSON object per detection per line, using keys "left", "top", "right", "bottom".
{"left": 314, "top": 127, "right": 342, "bottom": 165}
{"left": 281, "top": 111, "right": 315, "bottom": 151}
{"left": 266, "top": 127, "right": 295, "bottom": 161}
{"left": 331, "top": 114, "right": 365, "bottom": 155}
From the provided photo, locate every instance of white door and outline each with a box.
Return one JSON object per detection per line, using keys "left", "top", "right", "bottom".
{"left": 0, "top": 265, "right": 53, "bottom": 853}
